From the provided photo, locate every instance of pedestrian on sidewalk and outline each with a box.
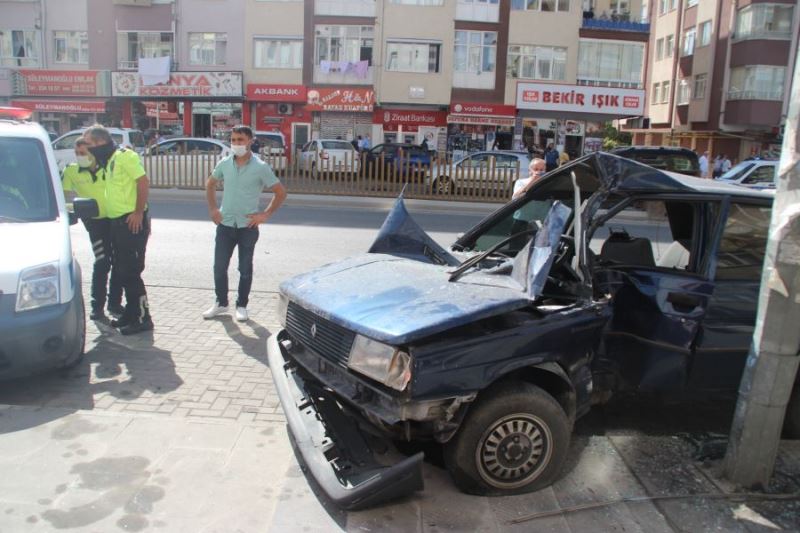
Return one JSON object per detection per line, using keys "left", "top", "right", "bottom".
{"left": 61, "top": 138, "right": 123, "bottom": 321}
{"left": 203, "top": 125, "right": 287, "bottom": 322}
{"left": 699, "top": 150, "right": 710, "bottom": 178}
{"left": 83, "top": 124, "right": 153, "bottom": 335}
{"left": 544, "top": 144, "right": 559, "bottom": 172}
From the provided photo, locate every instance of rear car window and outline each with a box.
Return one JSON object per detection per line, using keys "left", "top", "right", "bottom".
{"left": 0, "top": 137, "right": 58, "bottom": 222}
{"left": 257, "top": 135, "right": 285, "bottom": 149}
{"left": 628, "top": 152, "right": 700, "bottom": 175}
{"left": 321, "top": 141, "right": 354, "bottom": 151}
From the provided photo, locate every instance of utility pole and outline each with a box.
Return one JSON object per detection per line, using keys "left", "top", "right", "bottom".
{"left": 723, "top": 51, "right": 800, "bottom": 487}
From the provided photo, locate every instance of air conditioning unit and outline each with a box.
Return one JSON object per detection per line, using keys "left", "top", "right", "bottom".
{"left": 277, "top": 103, "right": 293, "bottom": 115}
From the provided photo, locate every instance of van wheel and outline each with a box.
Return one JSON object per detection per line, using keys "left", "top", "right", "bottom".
{"left": 783, "top": 378, "right": 800, "bottom": 439}
{"left": 61, "top": 295, "right": 86, "bottom": 370}
{"left": 444, "top": 381, "right": 570, "bottom": 496}
{"left": 433, "top": 176, "right": 452, "bottom": 194}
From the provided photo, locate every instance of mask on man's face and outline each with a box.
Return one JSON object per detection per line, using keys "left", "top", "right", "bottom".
{"left": 88, "top": 142, "right": 117, "bottom": 168}
{"left": 231, "top": 144, "right": 249, "bottom": 157}
{"left": 76, "top": 155, "right": 93, "bottom": 168}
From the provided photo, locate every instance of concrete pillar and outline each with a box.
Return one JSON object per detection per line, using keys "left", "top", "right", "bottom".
{"left": 121, "top": 100, "right": 133, "bottom": 128}
{"left": 723, "top": 50, "right": 800, "bottom": 489}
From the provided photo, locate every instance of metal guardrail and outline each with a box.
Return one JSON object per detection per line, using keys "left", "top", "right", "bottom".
{"left": 141, "top": 150, "right": 521, "bottom": 203}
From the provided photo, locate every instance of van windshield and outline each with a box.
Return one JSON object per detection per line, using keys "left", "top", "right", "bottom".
{"left": 0, "top": 137, "right": 58, "bottom": 222}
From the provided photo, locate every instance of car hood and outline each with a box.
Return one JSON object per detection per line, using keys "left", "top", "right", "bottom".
{"left": 0, "top": 221, "right": 67, "bottom": 293}
{"left": 281, "top": 254, "right": 531, "bottom": 345}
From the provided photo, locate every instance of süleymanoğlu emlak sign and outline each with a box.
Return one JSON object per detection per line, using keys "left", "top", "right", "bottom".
{"left": 111, "top": 72, "right": 243, "bottom": 98}
{"left": 14, "top": 70, "right": 104, "bottom": 96}
{"left": 516, "top": 82, "right": 645, "bottom": 116}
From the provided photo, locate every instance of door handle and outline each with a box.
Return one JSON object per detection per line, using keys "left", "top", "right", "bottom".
{"left": 667, "top": 292, "right": 702, "bottom": 310}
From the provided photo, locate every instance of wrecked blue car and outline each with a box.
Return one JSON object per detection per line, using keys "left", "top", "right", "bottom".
{"left": 268, "top": 152, "right": 791, "bottom": 509}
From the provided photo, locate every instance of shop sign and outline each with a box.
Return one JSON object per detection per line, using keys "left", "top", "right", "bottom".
{"left": 306, "top": 88, "right": 375, "bottom": 112}
{"left": 516, "top": 82, "right": 644, "bottom": 115}
{"left": 375, "top": 109, "right": 447, "bottom": 131}
{"left": 112, "top": 71, "right": 243, "bottom": 98}
{"left": 449, "top": 102, "right": 516, "bottom": 117}
{"left": 11, "top": 99, "right": 106, "bottom": 113}
{"left": 447, "top": 115, "right": 516, "bottom": 127}
{"left": 12, "top": 70, "right": 107, "bottom": 97}
{"left": 247, "top": 84, "right": 307, "bottom": 102}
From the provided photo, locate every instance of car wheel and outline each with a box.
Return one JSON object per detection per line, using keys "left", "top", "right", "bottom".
{"left": 61, "top": 294, "right": 86, "bottom": 370}
{"left": 444, "top": 381, "right": 570, "bottom": 496}
{"left": 433, "top": 176, "right": 453, "bottom": 194}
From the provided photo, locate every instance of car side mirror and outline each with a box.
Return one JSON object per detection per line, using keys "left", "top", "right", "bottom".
{"left": 72, "top": 197, "right": 99, "bottom": 224}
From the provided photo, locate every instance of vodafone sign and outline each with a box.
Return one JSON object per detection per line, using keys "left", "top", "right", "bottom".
{"left": 449, "top": 102, "right": 516, "bottom": 117}
{"left": 246, "top": 84, "right": 307, "bottom": 102}
{"left": 516, "top": 82, "right": 644, "bottom": 116}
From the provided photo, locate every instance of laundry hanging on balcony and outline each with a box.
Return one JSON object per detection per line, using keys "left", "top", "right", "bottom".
{"left": 138, "top": 56, "right": 171, "bottom": 86}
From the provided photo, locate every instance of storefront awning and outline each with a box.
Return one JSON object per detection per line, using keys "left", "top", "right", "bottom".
{"left": 11, "top": 99, "right": 106, "bottom": 113}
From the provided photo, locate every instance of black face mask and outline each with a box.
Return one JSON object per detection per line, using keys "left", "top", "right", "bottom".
{"left": 88, "top": 142, "right": 117, "bottom": 168}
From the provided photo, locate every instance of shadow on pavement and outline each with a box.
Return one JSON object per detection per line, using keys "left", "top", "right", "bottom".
{"left": 219, "top": 317, "right": 272, "bottom": 365}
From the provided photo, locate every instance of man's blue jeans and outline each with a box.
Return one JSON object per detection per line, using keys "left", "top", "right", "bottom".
{"left": 214, "top": 224, "right": 259, "bottom": 308}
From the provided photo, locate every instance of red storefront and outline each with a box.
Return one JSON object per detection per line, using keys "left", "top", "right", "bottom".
{"left": 373, "top": 108, "right": 447, "bottom": 147}
{"left": 248, "top": 84, "right": 310, "bottom": 156}
{"left": 10, "top": 69, "right": 112, "bottom": 134}
{"left": 447, "top": 102, "right": 517, "bottom": 152}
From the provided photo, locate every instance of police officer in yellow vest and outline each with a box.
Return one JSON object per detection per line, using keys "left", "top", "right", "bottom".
{"left": 83, "top": 125, "right": 153, "bottom": 335}
{"left": 61, "top": 138, "right": 123, "bottom": 322}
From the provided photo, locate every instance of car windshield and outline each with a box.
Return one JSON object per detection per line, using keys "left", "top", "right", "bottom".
{"left": 322, "top": 141, "right": 354, "bottom": 151}
{"left": 720, "top": 162, "right": 755, "bottom": 181}
{"left": 257, "top": 135, "right": 284, "bottom": 149}
{"left": 128, "top": 131, "right": 145, "bottom": 148}
{"left": 0, "top": 137, "right": 58, "bottom": 222}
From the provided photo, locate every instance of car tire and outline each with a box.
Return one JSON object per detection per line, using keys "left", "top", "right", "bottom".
{"left": 443, "top": 381, "right": 570, "bottom": 496}
{"left": 783, "top": 378, "right": 800, "bottom": 439}
{"left": 61, "top": 294, "right": 86, "bottom": 370}
{"left": 433, "top": 176, "right": 453, "bottom": 194}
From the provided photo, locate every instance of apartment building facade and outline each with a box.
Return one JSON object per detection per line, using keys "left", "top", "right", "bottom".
{"left": 0, "top": 0, "right": 650, "bottom": 158}
{"left": 628, "top": 0, "right": 799, "bottom": 162}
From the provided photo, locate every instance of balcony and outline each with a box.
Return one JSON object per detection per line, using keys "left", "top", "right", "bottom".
{"left": 456, "top": 1, "right": 499, "bottom": 23}
{"left": 582, "top": 17, "right": 649, "bottom": 33}
{"left": 313, "top": 64, "right": 374, "bottom": 85}
{"left": 0, "top": 57, "right": 40, "bottom": 68}
{"left": 315, "top": 0, "right": 375, "bottom": 17}
{"left": 727, "top": 90, "right": 783, "bottom": 102}
{"left": 118, "top": 59, "right": 178, "bottom": 71}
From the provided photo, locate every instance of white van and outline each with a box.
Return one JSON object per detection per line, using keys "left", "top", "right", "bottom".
{"left": 52, "top": 127, "right": 146, "bottom": 170}
{"left": 0, "top": 108, "right": 97, "bottom": 379}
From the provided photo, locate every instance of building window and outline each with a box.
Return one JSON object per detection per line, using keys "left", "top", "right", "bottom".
{"left": 454, "top": 30, "right": 496, "bottom": 74}
{"left": 698, "top": 21, "right": 712, "bottom": 47}
{"left": 661, "top": 80, "right": 670, "bottom": 103}
{"left": 254, "top": 38, "right": 303, "bottom": 68}
{"left": 677, "top": 79, "right": 690, "bottom": 104}
{"left": 693, "top": 73, "right": 707, "bottom": 99}
{"left": 577, "top": 39, "right": 644, "bottom": 87}
{"left": 511, "top": 0, "right": 570, "bottom": 12}
{"left": 391, "top": 0, "right": 444, "bottom": 4}
{"left": 735, "top": 3, "right": 794, "bottom": 40}
{"left": 117, "top": 32, "right": 173, "bottom": 69}
{"left": 315, "top": 25, "right": 373, "bottom": 65}
{"left": 386, "top": 41, "right": 440, "bottom": 73}
{"left": 508, "top": 44, "right": 566, "bottom": 80}
{"left": 54, "top": 31, "right": 88, "bottom": 64}
{"left": 188, "top": 33, "right": 227, "bottom": 66}
{"left": 728, "top": 65, "right": 786, "bottom": 100}
{"left": 659, "top": 0, "right": 667, "bottom": 15}
{"left": 652, "top": 82, "right": 660, "bottom": 104}
{"left": 665, "top": 34, "right": 674, "bottom": 58}
{"left": 670, "top": 0, "right": 677, "bottom": 10}
{"left": 682, "top": 28, "right": 695, "bottom": 56}
{"left": 687, "top": 0, "right": 698, "bottom": 6}
{"left": 655, "top": 38, "right": 664, "bottom": 61}
{"left": 0, "top": 30, "right": 40, "bottom": 67}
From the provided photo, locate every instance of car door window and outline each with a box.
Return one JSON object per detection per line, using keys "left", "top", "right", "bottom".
{"left": 53, "top": 134, "right": 80, "bottom": 150}
{"left": 715, "top": 203, "right": 770, "bottom": 280}
{"left": 188, "top": 140, "right": 221, "bottom": 154}
{"left": 743, "top": 166, "right": 775, "bottom": 185}
{"left": 155, "top": 141, "right": 185, "bottom": 155}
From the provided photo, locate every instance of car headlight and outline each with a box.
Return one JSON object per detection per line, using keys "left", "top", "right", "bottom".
{"left": 347, "top": 335, "right": 412, "bottom": 391}
{"left": 16, "top": 263, "right": 60, "bottom": 312}
{"left": 277, "top": 293, "right": 289, "bottom": 328}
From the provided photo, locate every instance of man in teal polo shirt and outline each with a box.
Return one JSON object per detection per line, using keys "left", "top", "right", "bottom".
{"left": 203, "top": 125, "right": 287, "bottom": 322}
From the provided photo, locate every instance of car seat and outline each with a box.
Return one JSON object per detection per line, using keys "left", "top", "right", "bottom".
{"left": 600, "top": 228, "right": 655, "bottom": 267}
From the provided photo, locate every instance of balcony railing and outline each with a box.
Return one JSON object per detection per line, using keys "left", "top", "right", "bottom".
{"left": 313, "top": 64, "right": 373, "bottom": 85}
{"left": 733, "top": 30, "right": 793, "bottom": 42}
{"left": 118, "top": 59, "right": 178, "bottom": 71}
{"left": 727, "top": 90, "right": 784, "bottom": 101}
{"left": 582, "top": 17, "right": 650, "bottom": 33}
{"left": 1, "top": 57, "right": 40, "bottom": 68}
{"left": 315, "top": 0, "right": 375, "bottom": 17}
{"left": 455, "top": 1, "right": 499, "bottom": 23}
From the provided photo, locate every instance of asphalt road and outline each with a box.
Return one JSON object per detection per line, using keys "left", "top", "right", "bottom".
{"left": 68, "top": 195, "right": 674, "bottom": 297}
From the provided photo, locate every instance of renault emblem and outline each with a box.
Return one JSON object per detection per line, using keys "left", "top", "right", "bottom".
{"left": 310, "top": 323, "right": 317, "bottom": 339}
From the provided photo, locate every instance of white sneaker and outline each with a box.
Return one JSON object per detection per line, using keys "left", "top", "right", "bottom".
{"left": 203, "top": 304, "right": 228, "bottom": 319}
{"left": 235, "top": 307, "right": 249, "bottom": 322}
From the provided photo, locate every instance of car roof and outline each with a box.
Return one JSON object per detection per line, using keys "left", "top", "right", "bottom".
{"left": 0, "top": 119, "right": 51, "bottom": 141}
{"left": 611, "top": 145, "right": 697, "bottom": 155}
{"left": 579, "top": 152, "right": 774, "bottom": 199}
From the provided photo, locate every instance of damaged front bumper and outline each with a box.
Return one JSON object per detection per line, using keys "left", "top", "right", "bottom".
{"left": 267, "top": 332, "right": 424, "bottom": 510}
